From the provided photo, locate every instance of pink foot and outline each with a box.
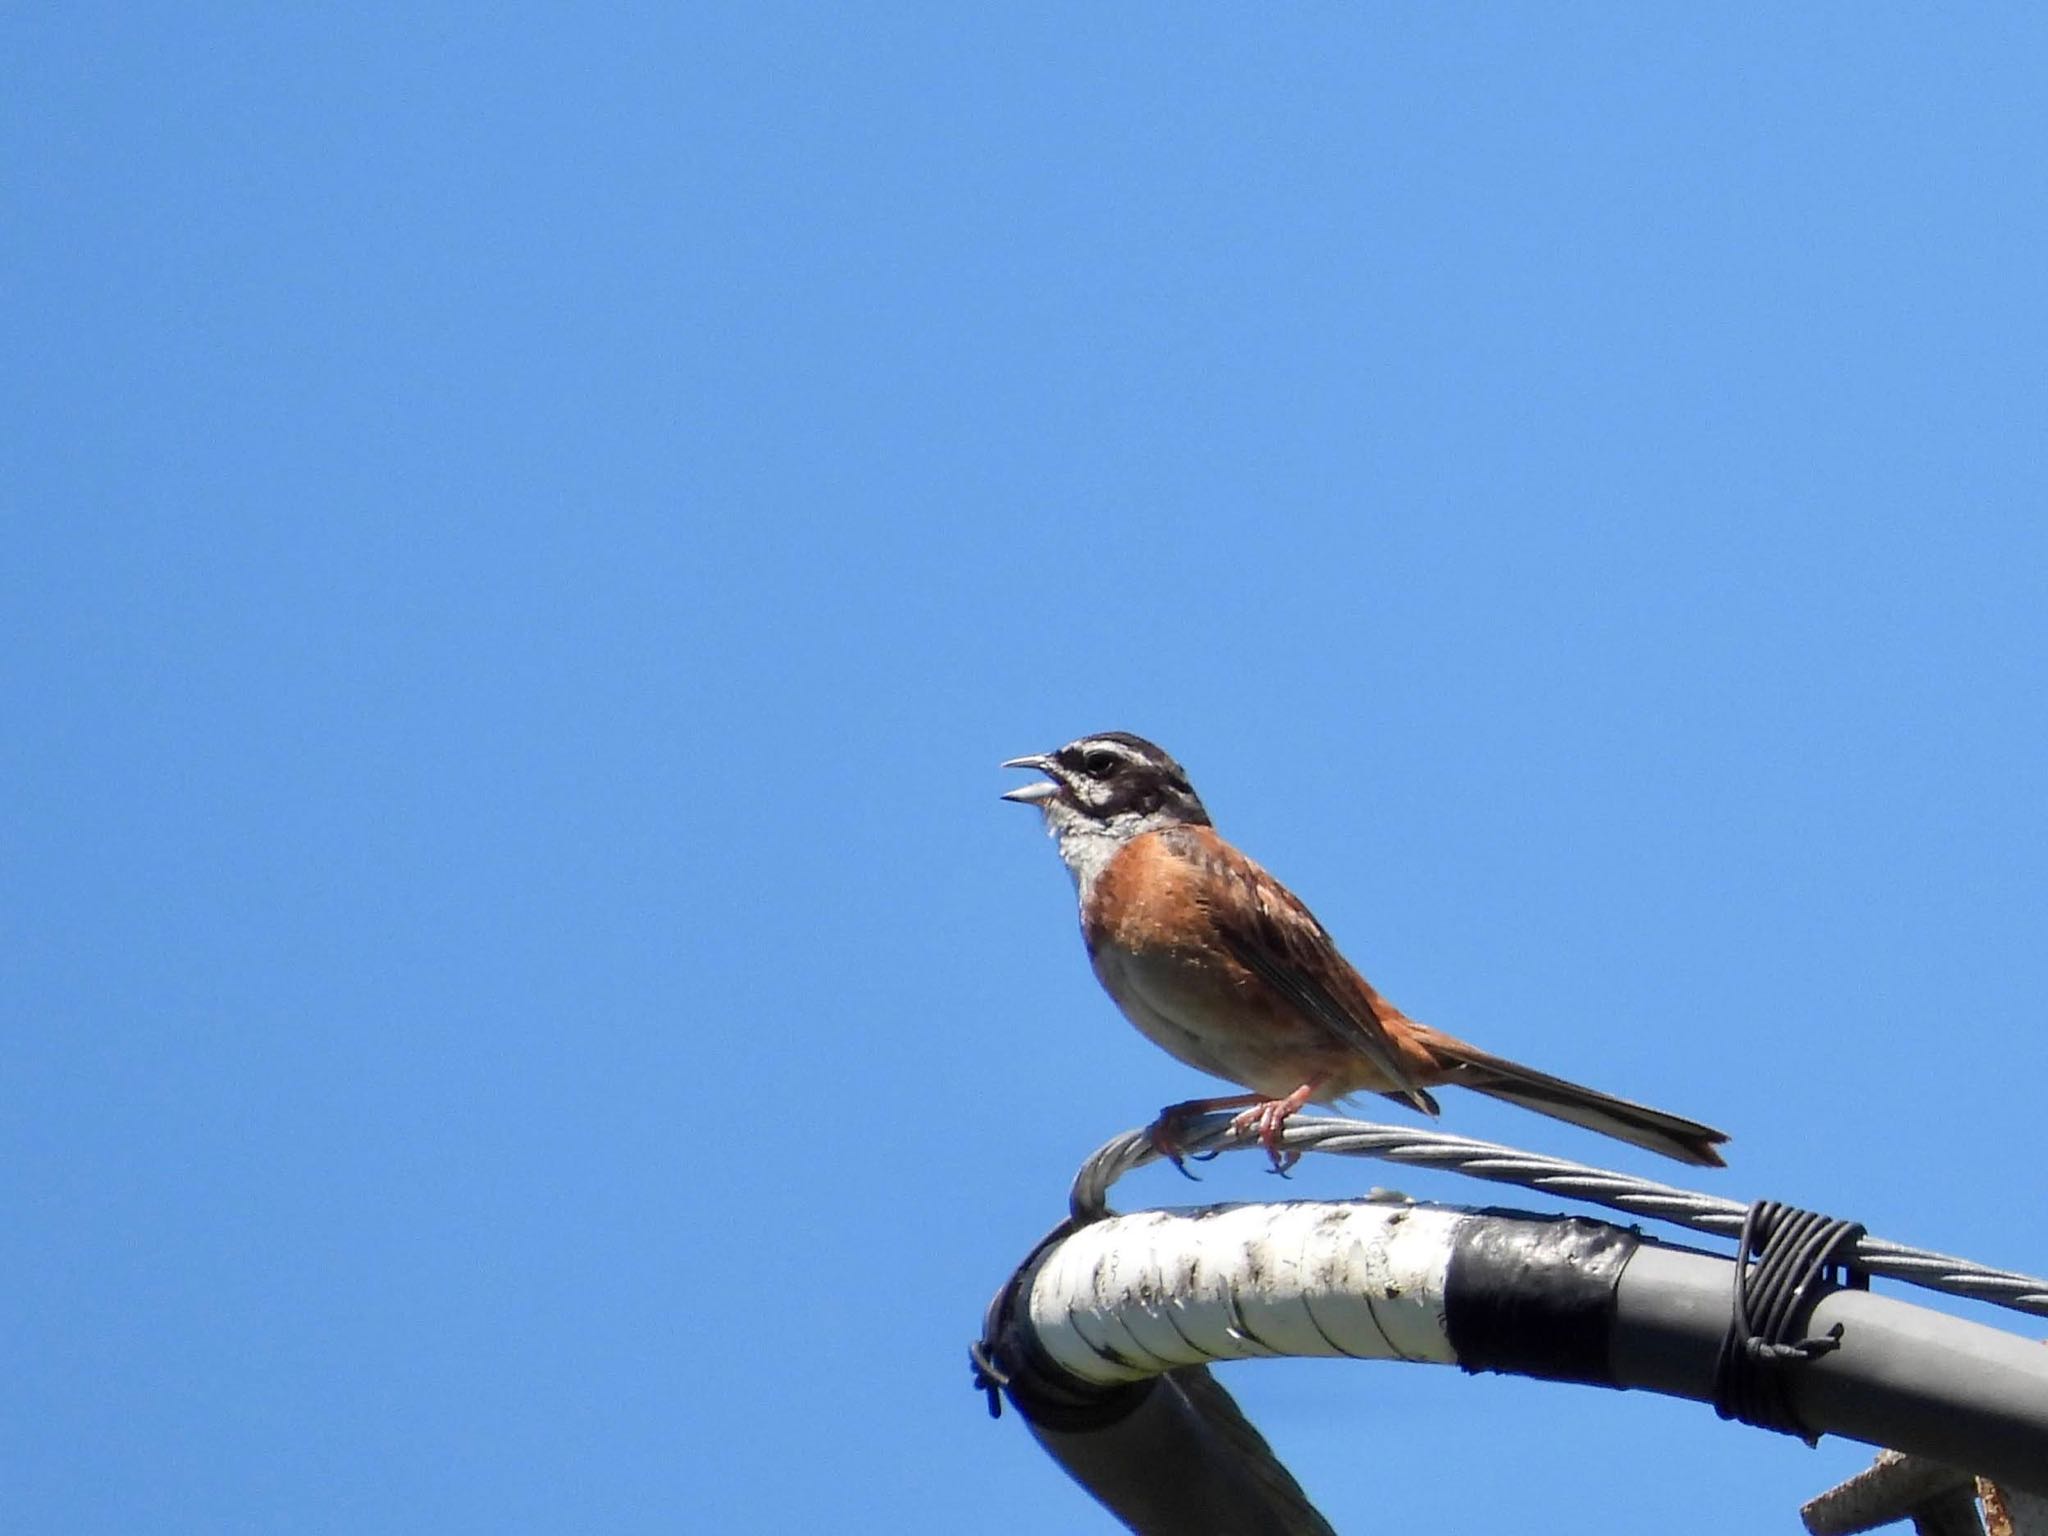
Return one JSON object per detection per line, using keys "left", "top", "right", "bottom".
{"left": 1227, "top": 1081, "right": 1323, "bottom": 1174}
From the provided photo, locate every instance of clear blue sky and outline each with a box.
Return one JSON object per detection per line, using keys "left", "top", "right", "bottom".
{"left": 9, "top": 6, "right": 2047, "bottom": 1531}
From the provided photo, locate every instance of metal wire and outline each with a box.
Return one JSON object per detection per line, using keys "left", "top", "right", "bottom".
{"left": 1069, "top": 1113, "right": 2048, "bottom": 1322}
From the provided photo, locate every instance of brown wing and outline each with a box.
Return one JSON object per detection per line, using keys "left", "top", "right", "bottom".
{"left": 1168, "top": 826, "right": 1439, "bottom": 1114}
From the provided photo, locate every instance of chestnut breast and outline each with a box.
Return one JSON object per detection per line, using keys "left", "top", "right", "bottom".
{"left": 1080, "top": 825, "right": 1426, "bottom": 1098}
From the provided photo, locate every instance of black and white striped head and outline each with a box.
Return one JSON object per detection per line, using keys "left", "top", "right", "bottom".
{"left": 1001, "top": 732, "right": 1211, "bottom": 855}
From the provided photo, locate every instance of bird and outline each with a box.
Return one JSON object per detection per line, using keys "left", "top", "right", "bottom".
{"left": 1002, "top": 731, "right": 1728, "bottom": 1171}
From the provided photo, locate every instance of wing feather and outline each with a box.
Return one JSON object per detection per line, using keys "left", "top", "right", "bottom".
{"left": 1176, "top": 829, "right": 1437, "bottom": 1114}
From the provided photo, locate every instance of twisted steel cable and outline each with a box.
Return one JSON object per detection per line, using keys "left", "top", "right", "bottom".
{"left": 1068, "top": 1112, "right": 2048, "bottom": 1321}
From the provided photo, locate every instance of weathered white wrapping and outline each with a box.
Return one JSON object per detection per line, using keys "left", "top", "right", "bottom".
{"left": 1024, "top": 1201, "right": 1463, "bottom": 1385}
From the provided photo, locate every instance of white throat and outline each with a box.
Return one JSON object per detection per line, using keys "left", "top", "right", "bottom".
{"left": 1039, "top": 801, "right": 1175, "bottom": 897}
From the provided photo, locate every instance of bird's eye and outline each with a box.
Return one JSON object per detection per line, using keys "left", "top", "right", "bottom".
{"left": 1082, "top": 751, "right": 1121, "bottom": 779}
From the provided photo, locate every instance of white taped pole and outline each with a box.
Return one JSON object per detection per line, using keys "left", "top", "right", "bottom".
{"left": 1027, "top": 1202, "right": 1460, "bottom": 1384}
{"left": 978, "top": 1198, "right": 2048, "bottom": 1534}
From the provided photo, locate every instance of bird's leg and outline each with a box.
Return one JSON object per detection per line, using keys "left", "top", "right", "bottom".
{"left": 1146, "top": 1093, "right": 1265, "bottom": 1179}
{"left": 1229, "top": 1078, "right": 1327, "bottom": 1175}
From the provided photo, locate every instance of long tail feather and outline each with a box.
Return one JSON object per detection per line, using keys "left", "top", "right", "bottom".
{"left": 1432, "top": 1040, "right": 1728, "bottom": 1167}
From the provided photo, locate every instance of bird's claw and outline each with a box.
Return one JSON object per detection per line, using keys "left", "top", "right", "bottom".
{"left": 1229, "top": 1098, "right": 1308, "bottom": 1175}
{"left": 1147, "top": 1115, "right": 1224, "bottom": 1178}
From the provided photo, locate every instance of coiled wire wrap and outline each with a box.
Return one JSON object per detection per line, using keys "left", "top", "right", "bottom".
{"left": 1712, "top": 1200, "right": 1869, "bottom": 1441}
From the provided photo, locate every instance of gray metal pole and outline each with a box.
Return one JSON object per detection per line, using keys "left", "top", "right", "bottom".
{"left": 1016, "top": 1366, "right": 1337, "bottom": 1536}
{"left": 1612, "top": 1242, "right": 2048, "bottom": 1493}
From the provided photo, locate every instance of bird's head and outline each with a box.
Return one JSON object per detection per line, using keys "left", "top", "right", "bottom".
{"left": 1001, "top": 732, "right": 1211, "bottom": 857}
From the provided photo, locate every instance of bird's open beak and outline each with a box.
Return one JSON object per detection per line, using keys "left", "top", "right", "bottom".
{"left": 1000, "top": 754, "right": 1060, "bottom": 804}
